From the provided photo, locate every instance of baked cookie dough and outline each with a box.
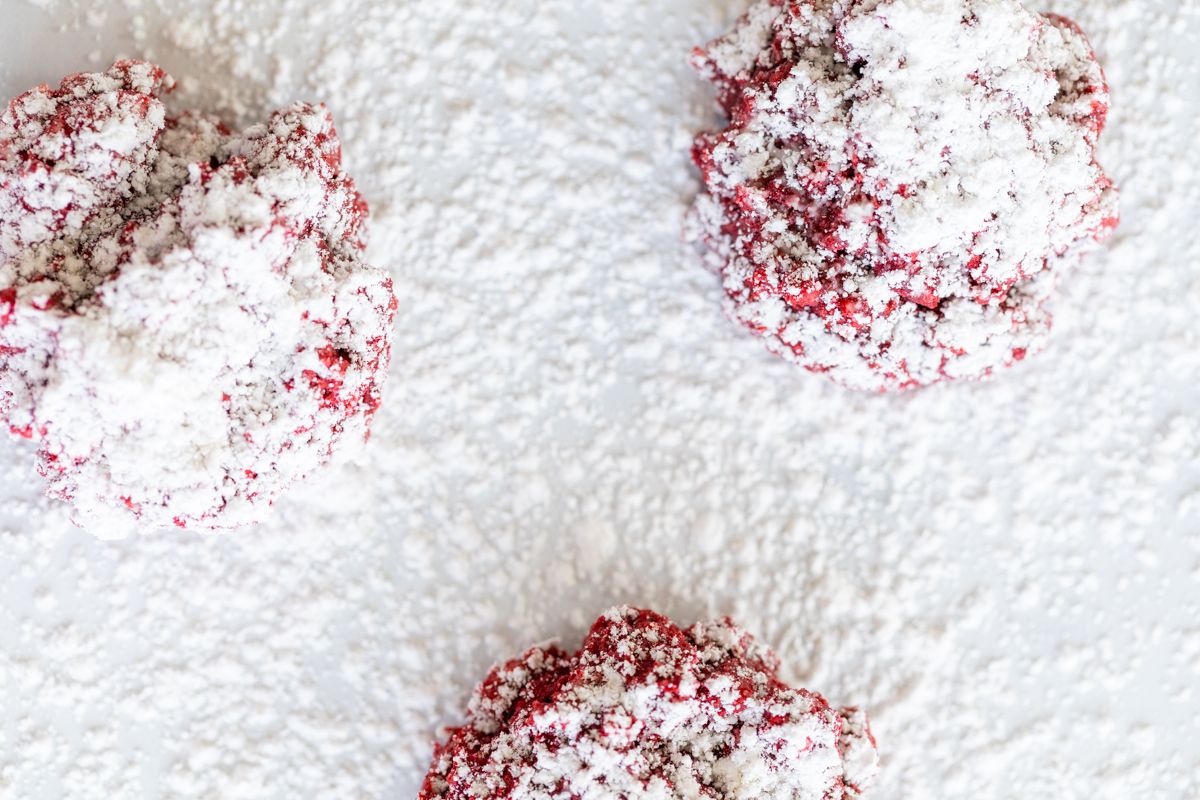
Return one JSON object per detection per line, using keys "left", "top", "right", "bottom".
{"left": 691, "top": 0, "right": 1117, "bottom": 390}
{"left": 422, "top": 607, "right": 878, "bottom": 800}
{"left": 0, "top": 61, "right": 396, "bottom": 535}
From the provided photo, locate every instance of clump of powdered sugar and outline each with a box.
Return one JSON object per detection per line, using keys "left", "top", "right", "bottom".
{"left": 0, "top": 1, "right": 1197, "bottom": 800}
{"left": 691, "top": 0, "right": 1118, "bottom": 390}
{"left": 421, "top": 606, "right": 878, "bottom": 800}
{"left": 0, "top": 61, "right": 397, "bottom": 537}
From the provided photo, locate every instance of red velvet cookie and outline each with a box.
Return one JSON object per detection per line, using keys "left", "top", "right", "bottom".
{"left": 691, "top": 0, "right": 1118, "bottom": 390}
{"left": 422, "top": 607, "right": 878, "bottom": 800}
{"left": 0, "top": 62, "right": 397, "bottom": 535}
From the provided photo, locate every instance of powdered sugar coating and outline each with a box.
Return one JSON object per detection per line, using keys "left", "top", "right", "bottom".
{"left": 0, "top": 61, "right": 397, "bottom": 536}
{"left": 421, "top": 607, "right": 878, "bottom": 800}
{"left": 691, "top": 0, "right": 1118, "bottom": 390}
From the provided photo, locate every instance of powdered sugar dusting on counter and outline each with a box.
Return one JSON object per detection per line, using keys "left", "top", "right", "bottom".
{"left": 0, "top": 1, "right": 1198, "bottom": 799}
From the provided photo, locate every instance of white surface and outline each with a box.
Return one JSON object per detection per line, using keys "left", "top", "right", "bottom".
{"left": 1, "top": 1, "right": 1199, "bottom": 799}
